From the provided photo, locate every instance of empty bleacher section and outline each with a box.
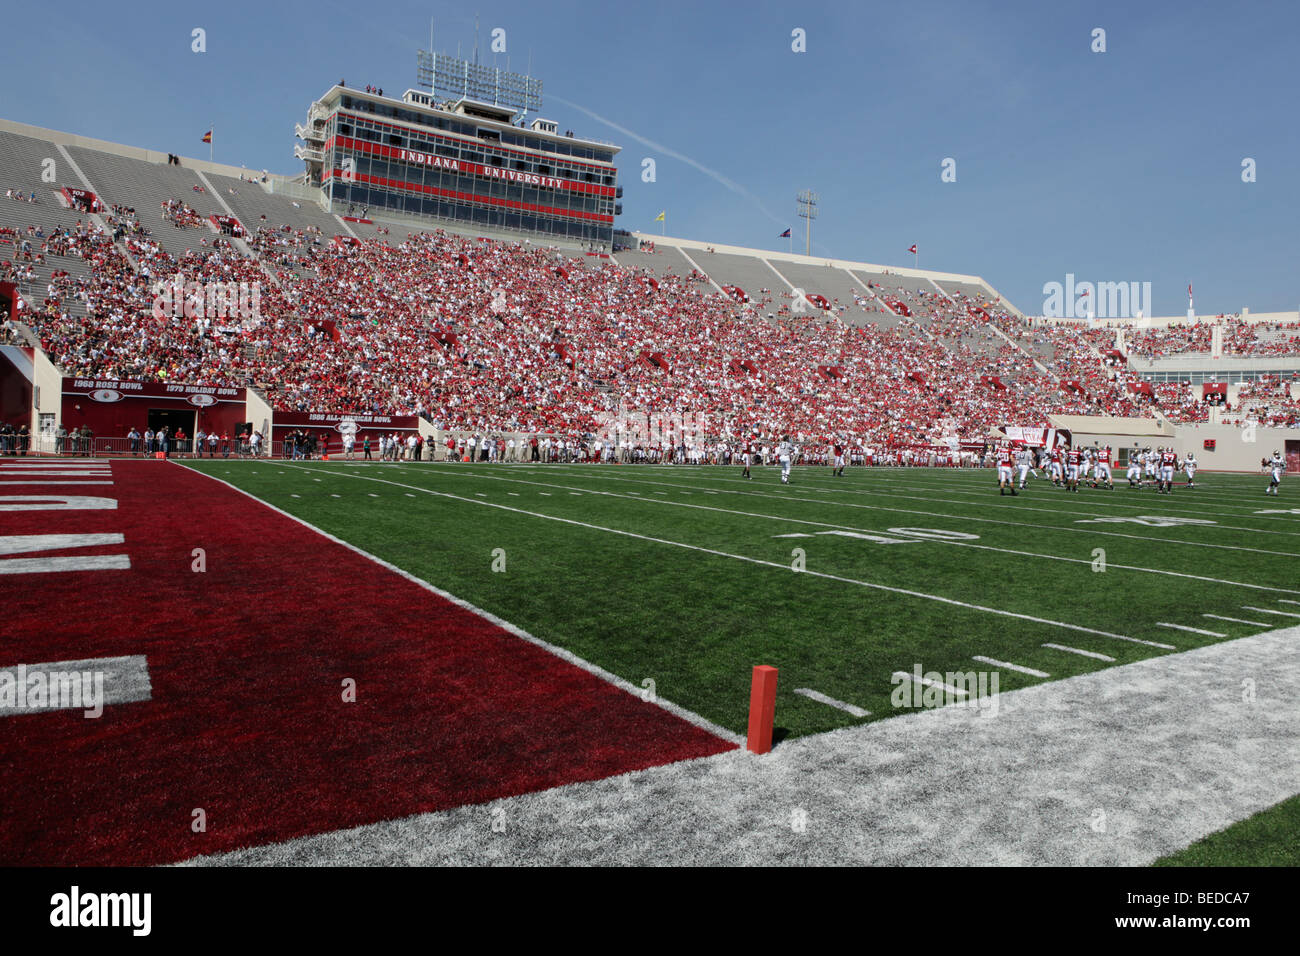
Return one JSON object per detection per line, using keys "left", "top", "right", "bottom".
{"left": 65, "top": 147, "right": 235, "bottom": 260}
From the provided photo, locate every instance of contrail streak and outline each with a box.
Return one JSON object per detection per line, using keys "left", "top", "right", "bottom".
{"left": 549, "top": 93, "right": 788, "bottom": 226}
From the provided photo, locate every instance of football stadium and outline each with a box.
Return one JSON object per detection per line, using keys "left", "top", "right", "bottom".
{"left": 0, "top": 0, "right": 1296, "bottom": 914}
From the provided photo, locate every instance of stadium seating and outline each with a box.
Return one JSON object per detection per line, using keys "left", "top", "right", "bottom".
{"left": 6, "top": 134, "right": 1296, "bottom": 449}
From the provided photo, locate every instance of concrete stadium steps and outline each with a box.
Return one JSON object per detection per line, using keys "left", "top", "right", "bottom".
{"left": 690, "top": 253, "right": 785, "bottom": 310}
{"left": 203, "top": 172, "right": 344, "bottom": 238}
{"left": 613, "top": 244, "right": 700, "bottom": 278}
{"left": 937, "top": 279, "right": 998, "bottom": 305}
{"left": 64, "top": 147, "right": 232, "bottom": 260}
{"left": 0, "top": 212, "right": 103, "bottom": 319}
{"left": 0, "top": 130, "right": 65, "bottom": 194}
{"left": 775, "top": 262, "right": 875, "bottom": 316}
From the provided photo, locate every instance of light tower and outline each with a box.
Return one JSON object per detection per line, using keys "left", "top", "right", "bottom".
{"left": 796, "top": 190, "right": 818, "bottom": 257}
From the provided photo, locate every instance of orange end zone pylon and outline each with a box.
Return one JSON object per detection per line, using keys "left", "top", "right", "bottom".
{"left": 746, "top": 665, "right": 778, "bottom": 754}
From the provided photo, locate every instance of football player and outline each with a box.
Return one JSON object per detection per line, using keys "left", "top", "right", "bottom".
{"left": 1158, "top": 446, "right": 1178, "bottom": 494}
{"left": 1126, "top": 447, "right": 1142, "bottom": 488}
{"left": 1183, "top": 451, "right": 1197, "bottom": 488}
{"left": 1095, "top": 444, "right": 1114, "bottom": 490}
{"left": 1016, "top": 443, "right": 1032, "bottom": 490}
{"left": 997, "top": 442, "right": 1017, "bottom": 496}
{"left": 1065, "top": 444, "right": 1082, "bottom": 492}
{"left": 778, "top": 436, "right": 796, "bottom": 484}
{"left": 1266, "top": 450, "right": 1285, "bottom": 495}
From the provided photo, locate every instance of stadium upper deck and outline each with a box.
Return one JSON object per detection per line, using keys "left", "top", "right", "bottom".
{"left": 296, "top": 86, "right": 620, "bottom": 248}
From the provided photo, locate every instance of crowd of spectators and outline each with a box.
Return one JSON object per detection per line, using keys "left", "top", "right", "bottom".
{"left": 4, "top": 190, "right": 1298, "bottom": 446}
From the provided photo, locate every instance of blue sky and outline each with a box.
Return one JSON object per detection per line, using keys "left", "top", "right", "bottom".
{"left": 8, "top": 0, "right": 1298, "bottom": 316}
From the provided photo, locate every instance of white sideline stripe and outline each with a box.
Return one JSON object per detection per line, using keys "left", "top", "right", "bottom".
{"left": 296, "top": 464, "right": 1168, "bottom": 648}
{"left": 539, "top": 492, "right": 551, "bottom": 496}
{"left": 520, "top": 467, "right": 1300, "bottom": 562}
{"left": 892, "top": 671, "right": 968, "bottom": 697}
{"left": 0, "top": 555, "right": 130, "bottom": 574}
{"left": 0, "top": 480, "right": 112, "bottom": 485}
{"left": 1041, "top": 643, "right": 1115, "bottom": 662}
{"left": 182, "top": 463, "right": 743, "bottom": 745}
{"left": 1157, "top": 622, "right": 1225, "bottom": 638}
{"left": 406, "top": 493, "right": 416, "bottom": 497}
{"left": 508, "top": 492, "right": 519, "bottom": 496}
{"left": 1242, "top": 606, "right": 1300, "bottom": 618}
{"left": 971, "top": 656, "right": 1050, "bottom": 678}
{"left": 0, "top": 533, "right": 124, "bottom": 556}
{"left": 368, "top": 494, "right": 379, "bottom": 497}
{"left": 416, "top": 464, "right": 1300, "bottom": 595}
{"left": 793, "top": 687, "right": 869, "bottom": 718}
{"left": 290, "top": 494, "right": 300, "bottom": 498}
{"left": 0, "top": 470, "right": 111, "bottom": 476}
{"left": 0, "top": 654, "right": 151, "bottom": 716}
{"left": 1203, "top": 614, "right": 1272, "bottom": 627}
{"left": 330, "top": 494, "right": 340, "bottom": 498}
{"left": 1278, "top": 599, "right": 1300, "bottom": 606}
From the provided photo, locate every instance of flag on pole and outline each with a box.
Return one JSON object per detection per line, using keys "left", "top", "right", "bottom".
{"left": 779, "top": 228, "right": 791, "bottom": 238}
{"left": 202, "top": 130, "right": 213, "bottom": 144}
{"left": 1188, "top": 283, "right": 1193, "bottom": 299}
{"left": 908, "top": 244, "right": 917, "bottom": 254}
{"left": 654, "top": 211, "right": 665, "bottom": 222}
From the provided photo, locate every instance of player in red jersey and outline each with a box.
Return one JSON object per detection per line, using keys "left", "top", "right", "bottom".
{"left": 996, "top": 443, "right": 1017, "bottom": 496}
{"left": 832, "top": 439, "right": 846, "bottom": 477}
{"left": 1065, "top": 446, "right": 1082, "bottom": 492}
{"left": 1158, "top": 446, "right": 1178, "bottom": 494}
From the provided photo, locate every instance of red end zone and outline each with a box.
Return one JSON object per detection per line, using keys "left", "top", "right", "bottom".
{"left": 0, "top": 461, "right": 732, "bottom": 865}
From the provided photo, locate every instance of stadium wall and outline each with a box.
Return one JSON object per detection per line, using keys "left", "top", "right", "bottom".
{"left": 1170, "top": 423, "right": 1299, "bottom": 473}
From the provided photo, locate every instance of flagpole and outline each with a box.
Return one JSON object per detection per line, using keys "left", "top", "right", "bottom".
{"left": 209, "top": 123, "right": 214, "bottom": 163}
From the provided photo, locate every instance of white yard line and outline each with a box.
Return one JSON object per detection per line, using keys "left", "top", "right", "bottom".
{"left": 1242, "top": 606, "right": 1300, "bottom": 618}
{"left": 285, "top": 464, "right": 1170, "bottom": 648}
{"left": 408, "top": 464, "right": 1300, "bottom": 593}
{"left": 514, "top": 467, "right": 1300, "bottom": 560}
{"left": 1203, "top": 614, "right": 1272, "bottom": 627}
{"left": 1157, "top": 622, "right": 1226, "bottom": 638}
{"left": 891, "top": 671, "right": 968, "bottom": 697}
{"left": 1041, "top": 643, "right": 1115, "bottom": 662}
{"left": 971, "top": 656, "right": 1050, "bottom": 678}
{"left": 793, "top": 687, "right": 869, "bottom": 718}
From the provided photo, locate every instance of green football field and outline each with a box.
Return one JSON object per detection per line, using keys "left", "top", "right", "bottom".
{"left": 181, "top": 459, "right": 1300, "bottom": 741}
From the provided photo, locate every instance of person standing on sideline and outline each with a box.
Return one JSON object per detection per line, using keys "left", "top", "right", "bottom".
{"left": 363, "top": 434, "right": 372, "bottom": 460}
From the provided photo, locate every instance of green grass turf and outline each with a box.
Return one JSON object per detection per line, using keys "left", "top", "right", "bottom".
{"left": 180, "top": 460, "right": 1300, "bottom": 740}
{"left": 1154, "top": 793, "right": 1300, "bottom": 866}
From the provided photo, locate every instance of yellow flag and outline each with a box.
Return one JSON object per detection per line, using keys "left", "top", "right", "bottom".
{"left": 654, "top": 211, "right": 665, "bottom": 222}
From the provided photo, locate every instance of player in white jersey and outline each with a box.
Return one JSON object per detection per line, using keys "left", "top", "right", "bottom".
{"left": 778, "top": 436, "right": 795, "bottom": 484}
{"left": 1016, "top": 446, "right": 1032, "bottom": 489}
{"left": 1126, "top": 447, "right": 1142, "bottom": 487}
{"left": 1143, "top": 448, "right": 1156, "bottom": 485}
{"left": 1266, "top": 451, "right": 1284, "bottom": 495}
{"left": 1182, "top": 452, "right": 1197, "bottom": 488}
